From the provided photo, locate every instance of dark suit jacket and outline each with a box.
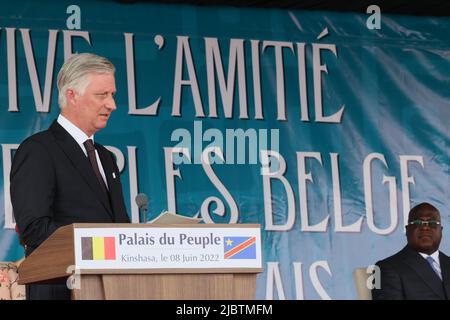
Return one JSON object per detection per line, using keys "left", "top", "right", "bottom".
{"left": 11, "top": 120, "right": 130, "bottom": 255}
{"left": 372, "top": 245, "right": 450, "bottom": 300}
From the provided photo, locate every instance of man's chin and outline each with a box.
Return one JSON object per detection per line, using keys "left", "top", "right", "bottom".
{"left": 417, "top": 242, "right": 436, "bottom": 253}
{"left": 96, "top": 121, "right": 109, "bottom": 130}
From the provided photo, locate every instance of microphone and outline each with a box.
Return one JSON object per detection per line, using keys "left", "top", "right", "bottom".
{"left": 135, "top": 193, "right": 149, "bottom": 223}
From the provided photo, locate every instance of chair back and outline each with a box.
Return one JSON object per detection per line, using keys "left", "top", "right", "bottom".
{"left": 353, "top": 267, "right": 372, "bottom": 300}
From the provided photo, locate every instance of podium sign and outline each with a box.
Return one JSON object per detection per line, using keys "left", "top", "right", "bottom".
{"left": 19, "top": 223, "right": 262, "bottom": 299}
{"left": 74, "top": 225, "right": 262, "bottom": 271}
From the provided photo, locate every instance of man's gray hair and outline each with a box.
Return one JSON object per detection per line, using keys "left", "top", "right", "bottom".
{"left": 57, "top": 53, "right": 115, "bottom": 108}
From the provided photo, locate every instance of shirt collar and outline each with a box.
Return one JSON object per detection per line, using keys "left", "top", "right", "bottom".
{"left": 57, "top": 114, "right": 94, "bottom": 155}
{"left": 419, "top": 250, "right": 440, "bottom": 266}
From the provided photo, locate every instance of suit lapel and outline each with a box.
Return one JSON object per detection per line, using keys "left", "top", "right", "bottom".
{"left": 96, "top": 144, "right": 116, "bottom": 212}
{"left": 96, "top": 145, "right": 130, "bottom": 223}
{"left": 49, "top": 121, "right": 114, "bottom": 219}
{"left": 402, "top": 246, "right": 445, "bottom": 299}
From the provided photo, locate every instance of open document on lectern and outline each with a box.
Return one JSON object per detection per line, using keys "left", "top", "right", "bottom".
{"left": 147, "top": 211, "right": 202, "bottom": 224}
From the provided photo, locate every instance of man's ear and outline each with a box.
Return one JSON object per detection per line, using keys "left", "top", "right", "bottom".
{"left": 65, "top": 88, "right": 77, "bottom": 106}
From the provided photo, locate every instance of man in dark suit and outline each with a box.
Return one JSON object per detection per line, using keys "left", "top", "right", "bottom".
{"left": 372, "top": 202, "right": 450, "bottom": 299}
{"left": 10, "top": 53, "right": 130, "bottom": 300}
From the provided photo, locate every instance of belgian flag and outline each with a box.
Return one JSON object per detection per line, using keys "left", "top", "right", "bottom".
{"left": 81, "top": 237, "right": 116, "bottom": 260}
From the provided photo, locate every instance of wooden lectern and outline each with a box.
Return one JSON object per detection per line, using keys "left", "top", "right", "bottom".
{"left": 18, "top": 223, "right": 262, "bottom": 300}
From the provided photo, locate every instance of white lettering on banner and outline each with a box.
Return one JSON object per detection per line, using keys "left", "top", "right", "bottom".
{"left": 21, "top": 28, "right": 58, "bottom": 113}
{"left": 262, "top": 41, "right": 294, "bottom": 121}
{"left": 296, "top": 42, "right": 309, "bottom": 122}
{"left": 400, "top": 155, "right": 424, "bottom": 228}
{"left": 250, "top": 40, "right": 263, "bottom": 120}
{"left": 125, "top": 33, "right": 161, "bottom": 115}
{"left": 266, "top": 262, "right": 285, "bottom": 300}
{"left": 73, "top": 227, "right": 262, "bottom": 270}
{"left": 164, "top": 147, "right": 191, "bottom": 214}
{"left": 176, "top": 36, "right": 317, "bottom": 120}
{"left": 297, "top": 152, "right": 329, "bottom": 232}
{"left": 363, "top": 153, "right": 399, "bottom": 235}
{"left": 261, "top": 150, "right": 295, "bottom": 231}
{"left": 6, "top": 28, "right": 18, "bottom": 112}
{"left": 293, "top": 262, "right": 304, "bottom": 300}
{"left": 1, "top": 28, "right": 90, "bottom": 112}
{"left": 0, "top": 27, "right": 348, "bottom": 122}
{"left": 0, "top": 27, "right": 426, "bottom": 233}
{"left": 205, "top": 37, "right": 248, "bottom": 119}
{"left": 3, "top": 28, "right": 58, "bottom": 112}
{"left": 1, "top": 139, "right": 425, "bottom": 232}
{"left": 63, "top": 30, "right": 91, "bottom": 61}
{"left": 266, "top": 261, "right": 331, "bottom": 300}
{"left": 309, "top": 261, "right": 332, "bottom": 300}
{"left": 312, "top": 42, "right": 345, "bottom": 123}
{"left": 200, "top": 147, "right": 239, "bottom": 224}
{"left": 331, "top": 153, "right": 363, "bottom": 232}
{"left": 172, "top": 36, "right": 205, "bottom": 117}
{"left": 258, "top": 151, "right": 424, "bottom": 233}
{"left": 164, "top": 146, "right": 240, "bottom": 224}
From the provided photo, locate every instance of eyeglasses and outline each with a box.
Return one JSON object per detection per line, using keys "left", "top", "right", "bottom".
{"left": 407, "top": 220, "right": 441, "bottom": 228}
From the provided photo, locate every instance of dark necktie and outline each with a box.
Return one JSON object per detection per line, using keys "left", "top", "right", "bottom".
{"left": 83, "top": 139, "right": 108, "bottom": 194}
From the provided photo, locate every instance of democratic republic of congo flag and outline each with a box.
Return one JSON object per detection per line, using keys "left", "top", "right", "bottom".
{"left": 81, "top": 236, "right": 116, "bottom": 260}
{"left": 224, "top": 236, "right": 256, "bottom": 259}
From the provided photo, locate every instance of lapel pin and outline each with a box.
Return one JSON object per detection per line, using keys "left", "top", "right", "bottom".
{"left": 112, "top": 172, "right": 116, "bottom": 179}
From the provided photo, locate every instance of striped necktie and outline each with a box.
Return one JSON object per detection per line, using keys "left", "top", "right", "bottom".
{"left": 426, "top": 256, "right": 442, "bottom": 280}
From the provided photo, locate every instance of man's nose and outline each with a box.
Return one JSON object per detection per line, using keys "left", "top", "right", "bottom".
{"left": 106, "top": 95, "right": 117, "bottom": 111}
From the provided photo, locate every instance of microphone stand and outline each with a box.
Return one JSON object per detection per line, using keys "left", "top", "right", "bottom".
{"left": 140, "top": 207, "right": 148, "bottom": 224}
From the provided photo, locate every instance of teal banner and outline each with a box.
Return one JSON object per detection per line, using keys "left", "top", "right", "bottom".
{"left": 0, "top": 0, "right": 449, "bottom": 299}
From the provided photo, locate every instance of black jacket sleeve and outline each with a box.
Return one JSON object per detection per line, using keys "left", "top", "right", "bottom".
{"left": 10, "top": 138, "right": 64, "bottom": 251}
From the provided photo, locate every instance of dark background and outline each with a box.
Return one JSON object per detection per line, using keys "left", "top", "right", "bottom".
{"left": 117, "top": 0, "right": 450, "bottom": 17}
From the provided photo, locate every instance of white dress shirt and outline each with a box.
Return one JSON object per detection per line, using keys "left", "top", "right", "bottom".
{"left": 419, "top": 250, "right": 442, "bottom": 278}
{"left": 57, "top": 114, "right": 109, "bottom": 189}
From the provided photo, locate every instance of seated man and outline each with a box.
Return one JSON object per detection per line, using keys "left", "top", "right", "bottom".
{"left": 372, "top": 202, "right": 450, "bottom": 299}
